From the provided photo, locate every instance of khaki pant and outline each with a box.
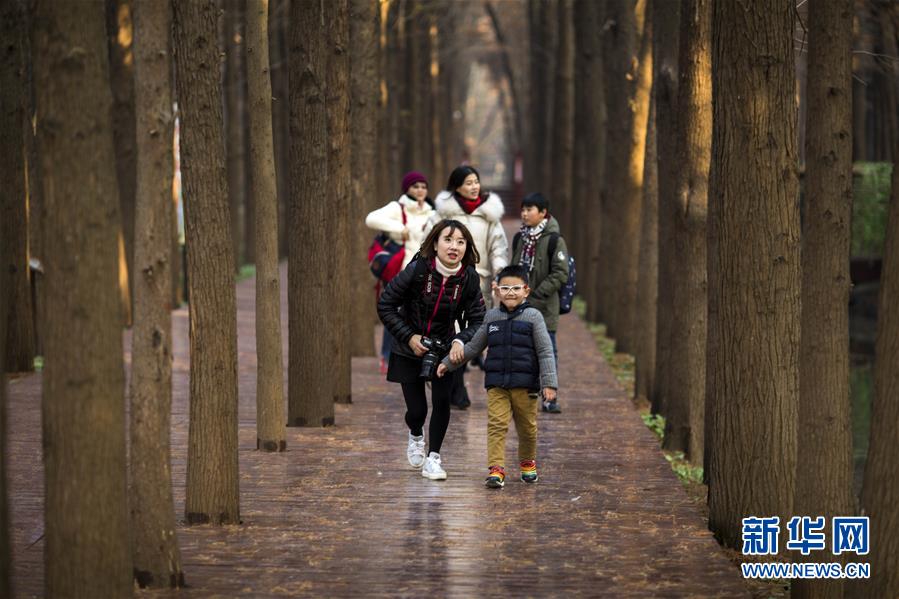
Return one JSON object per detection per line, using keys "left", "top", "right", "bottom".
{"left": 486, "top": 387, "right": 538, "bottom": 469}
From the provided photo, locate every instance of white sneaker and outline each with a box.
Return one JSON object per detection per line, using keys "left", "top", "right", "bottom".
{"left": 421, "top": 452, "right": 447, "bottom": 480}
{"left": 407, "top": 433, "right": 426, "bottom": 468}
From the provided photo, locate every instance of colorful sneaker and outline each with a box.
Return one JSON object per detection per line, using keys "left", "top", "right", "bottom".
{"left": 406, "top": 432, "right": 426, "bottom": 468}
{"left": 520, "top": 460, "right": 538, "bottom": 483}
{"left": 485, "top": 466, "right": 505, "bottom": 488}
{"left": 421, "top": 452, "right": 447, "bottom": 480}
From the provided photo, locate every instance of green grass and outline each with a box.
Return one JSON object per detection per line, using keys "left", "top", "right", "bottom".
{"left": 851, "top": 162, "right": 892, "bottom": 256}
{"left": 236, "top": 264, "right": 257, "bottom": 282}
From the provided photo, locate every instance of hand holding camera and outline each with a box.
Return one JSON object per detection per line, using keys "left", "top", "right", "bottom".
{"left": 418, "top": 336, "right": 448, "bottom": 380}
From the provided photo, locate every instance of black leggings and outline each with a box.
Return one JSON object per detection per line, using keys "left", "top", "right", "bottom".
{"left": 401, "top": 370, "right": 460, "bottom": 454}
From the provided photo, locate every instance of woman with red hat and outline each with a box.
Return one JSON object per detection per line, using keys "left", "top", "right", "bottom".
{"left": 366, "top": 171, "right": 435, "bottom": 372}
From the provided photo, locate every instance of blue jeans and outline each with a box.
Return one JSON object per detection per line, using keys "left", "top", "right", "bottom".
{"left": 548, "top": 330, "right": 558, "bottom": 368}
{"left": 381, "top": 329, "right": 394, "bottom": 361}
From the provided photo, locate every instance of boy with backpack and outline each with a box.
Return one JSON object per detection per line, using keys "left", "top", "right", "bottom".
{"left": 510, "top": 192, "right": 569, "bottom": 413}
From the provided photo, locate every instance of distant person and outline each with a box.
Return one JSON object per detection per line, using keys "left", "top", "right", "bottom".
{"left": 365, "top": 171, "right": 435, "bottom": 373}
{"left": 437, "top": 265, "right": 557, "bottom": 488}
{"left": 377, "top": 220, "right": 486, "bottom": 480}
{"left": 510, "top": 192, "right": 569, "bottom": 414}
{"left": 427, "top": 165, "right": 509, "bottom": 407}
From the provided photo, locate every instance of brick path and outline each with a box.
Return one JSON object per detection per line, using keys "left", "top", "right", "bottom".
{"left": 7, "top": 245, "right": 752, "bottom": 597}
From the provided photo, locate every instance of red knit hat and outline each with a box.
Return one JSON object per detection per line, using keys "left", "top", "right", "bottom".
{"left": 401, "top": 171, "right": 428, "bottom": 193}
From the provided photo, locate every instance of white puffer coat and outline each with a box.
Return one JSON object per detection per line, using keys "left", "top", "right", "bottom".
{"left": 427, "top": 190, "right": 508, "bottom": 280}
{"left": 365, "top": 195, "right": 435, "bottom": 269}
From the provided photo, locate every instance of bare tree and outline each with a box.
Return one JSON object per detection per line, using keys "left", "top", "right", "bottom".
{"left": 247, "top": 0, "right": 286, "bottom": 451}
{"left": 224, "top": 0, "right": 250, "bottom": 271}
{"left": 573, "top": 0, "right": 604, "bottom": 324}
{"left": 662, "top": 0, "right": 711, "bottom": 465}
{"left": 527, "top": 0, "right": 557, "bottom": 194}
{"left": 707, "top": 0, "right": 799, "bottom": 551}
{"left": 288, "top": 0, "right": 337, "bottom": 426}
{"left": 174, "top": 0, "right": 241, "bottom": 525}
{"left": 129, "top": 0, "right": 184, "bottom": 586}
{"left": 549, "top": 0, "right": 574, "bottom": 236}
{"left": 650, "top": 0, "right": 679, "bottom": 415}
{"left": 350, "top": 0, "right": 381, "bottom": 358}
{"left": 634, "top": 97, "right": 657, "bottom": 406}
{"left": 34, "top": 0, "right": 132, "bottom": 593}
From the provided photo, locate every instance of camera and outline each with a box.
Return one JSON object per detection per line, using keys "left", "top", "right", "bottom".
{"left": 419, "top": 336, "right": 448, "bottom": 380}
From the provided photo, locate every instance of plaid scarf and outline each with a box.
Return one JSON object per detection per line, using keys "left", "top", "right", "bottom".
{"left": 518, "top": 218, "right": 548, "bottom": 272}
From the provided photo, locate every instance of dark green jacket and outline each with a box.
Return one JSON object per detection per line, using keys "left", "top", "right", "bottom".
{"left": 511, "top": 216, "right": 569, "bottom": 331}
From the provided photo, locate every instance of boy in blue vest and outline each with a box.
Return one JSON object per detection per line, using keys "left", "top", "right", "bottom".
{"left": 436, "top": 265, "right": 557, "bottom": 488}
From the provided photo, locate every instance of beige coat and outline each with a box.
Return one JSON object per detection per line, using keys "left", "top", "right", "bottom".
{"left": 365, "top": 195, "right": 435, "bottom": 269}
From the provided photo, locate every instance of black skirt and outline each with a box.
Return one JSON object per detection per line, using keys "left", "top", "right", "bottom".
{"left": 386, "top": 352, "right": 424, "bottom": 384}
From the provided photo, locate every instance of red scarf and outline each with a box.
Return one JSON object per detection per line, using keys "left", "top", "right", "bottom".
{"left": 456, "top": 193, "right": 484, "bottom": 215}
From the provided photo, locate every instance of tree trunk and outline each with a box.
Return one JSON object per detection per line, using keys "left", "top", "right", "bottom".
{"left": 634, "top": 97, "right": 657, "bottom": 405}
{"left": 527, "top": 0, "right": 556, "bottom": 194}
{"left": 1, "top": 0, "right": 35, "bottom": 374}
{"left": 350, "top": 0, "right": 380, "bottom": 358}
{"left": 34, "top": 0, "right": 132, "bottom": 593}
{"left": 856, "top": 147, "right": 899, "bottom": 599}
{"left": 247, "top": 0, "right": 286, "bottom": 451}
{"left": 573, "top": 0, "right": 604, "bottom": 324}
{"left": 269, "top": 0, "right": 290, "bottom": 261}
{"left": 327, "top": 0, "right": 352, "bottom": 405}
{"left": 288, "top": 0, "right": 337, "bottom": 425}
{"left": 650, "top": 0, "right": 679, "bottom": 415}
{"left": 106, "top": 0, "right": 136, "bottom": 327}
{"left": 173, "top": 0, "right": 241, "bottom": 525}
{"left": 224, "top": 0, "right": 249, "bottom": 270}
{"left": 707, "top": 0, "right": 799, "bottom": 552}
{"left": 598, "top": 0, "right": 638, "bottom": 334}
{"left": 0, "top": 255, "right": 7, "bottom": 598}
{"left": 24, "top": 8, "right": 45, "bottom": 357}
{"left": 661, "top": 0, "right": 711, "bottom": 466}
{"left": 385, "top": 0, "right": 406, "bottom": 191}
{"left": 793, "top": 0, "right": 854, "bottom": 595}
{"left": 612, "top": 2, "right": 651, "bottom": 353}
{"left": 129, "top": 0, "right": 184, "bottom": 586}
{"left": 549, "top": 0, "right": 574, "bottom": 237}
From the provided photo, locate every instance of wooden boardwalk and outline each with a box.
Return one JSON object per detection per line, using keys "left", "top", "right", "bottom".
{"left": 7, "top": 260, "right": 753, "bottom": 597}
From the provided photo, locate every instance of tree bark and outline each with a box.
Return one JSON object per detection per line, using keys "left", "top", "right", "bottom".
{"left": 549, "top": 0, "right": 574, "bottom": 237}
{"left": 173, "top": 0, "right": 241, "bottom": 525}
{"left": 350, "top": 0, "right": 380, "bottom": 358}
{"left": 288, "top": 0, "right": 337, "bottom": 425}
{"left": 1, "top": 0, "right": 35, "bottom": 374}
{"left": 661, "top": 0, "right": 711, "bottom": 465}
{"left": 573, "top": 0, "right": 604, "bottom": 324}
{"left": 650, "top": 0, "right": 679, "bottom": 415}
{"left": 247, "top": 0, "right": 286, "bottom": 451}
{"left": 0, "top": 260, "right": 7, "bottom": 599}
{"left": 224, "top": 0, "right": 249, "bottom": 271}
{"left": 793, "top": 2, "right": 854, "bottom": 596}
{"left": 327, "top": 0, "right": 352, "bottom": 405}
{"left": 707, "top": 0, "right": 799, "bottom": 552}
{"left": 856, "top": 145, "right": 899, "bottom": 599}
{"left": 129, "top": 0, "right": 184, "bottom": 586}
{"left": 634, "top": 97, "right": 657, "bottom": 405}
{"left": 106, "top": 0, "right": 136, "bottom": 327}
{"left": 613, "top": 1, "right": 651, "bottom": 353}
{"left": 527, "top": 0, "right": 556, "bottom": 194}
{"left": 598, "top": 0, "right": 640, "bottom": 335}
{"left": 269, "top": 0, "right": 290, "bottom": 261}
{"left": 34, "top": 0, "right": 132, "bottom": 593}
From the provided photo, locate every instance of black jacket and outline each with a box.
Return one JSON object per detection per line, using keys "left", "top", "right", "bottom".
{"left": 377, "top": 258, "right": 486, "bottom": 359}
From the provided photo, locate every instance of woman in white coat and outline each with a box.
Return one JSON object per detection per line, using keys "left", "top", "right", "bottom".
{"left": 426, "top": 165, "right": 509, "bottom": 408}
{"left": 366, "top": 171, "right": 435, "bottom": 372}
{"left": 428, "top": 165, "right": 509, "bottom": 310}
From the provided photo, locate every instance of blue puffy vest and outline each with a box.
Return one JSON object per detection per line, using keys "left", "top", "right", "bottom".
{"left": 483, "top": 304, "right": 539, "bottom": 391}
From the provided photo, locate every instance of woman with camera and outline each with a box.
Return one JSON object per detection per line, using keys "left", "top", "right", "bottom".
{"left": 377, "top": 219, "right": 486, "bottom": 480}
